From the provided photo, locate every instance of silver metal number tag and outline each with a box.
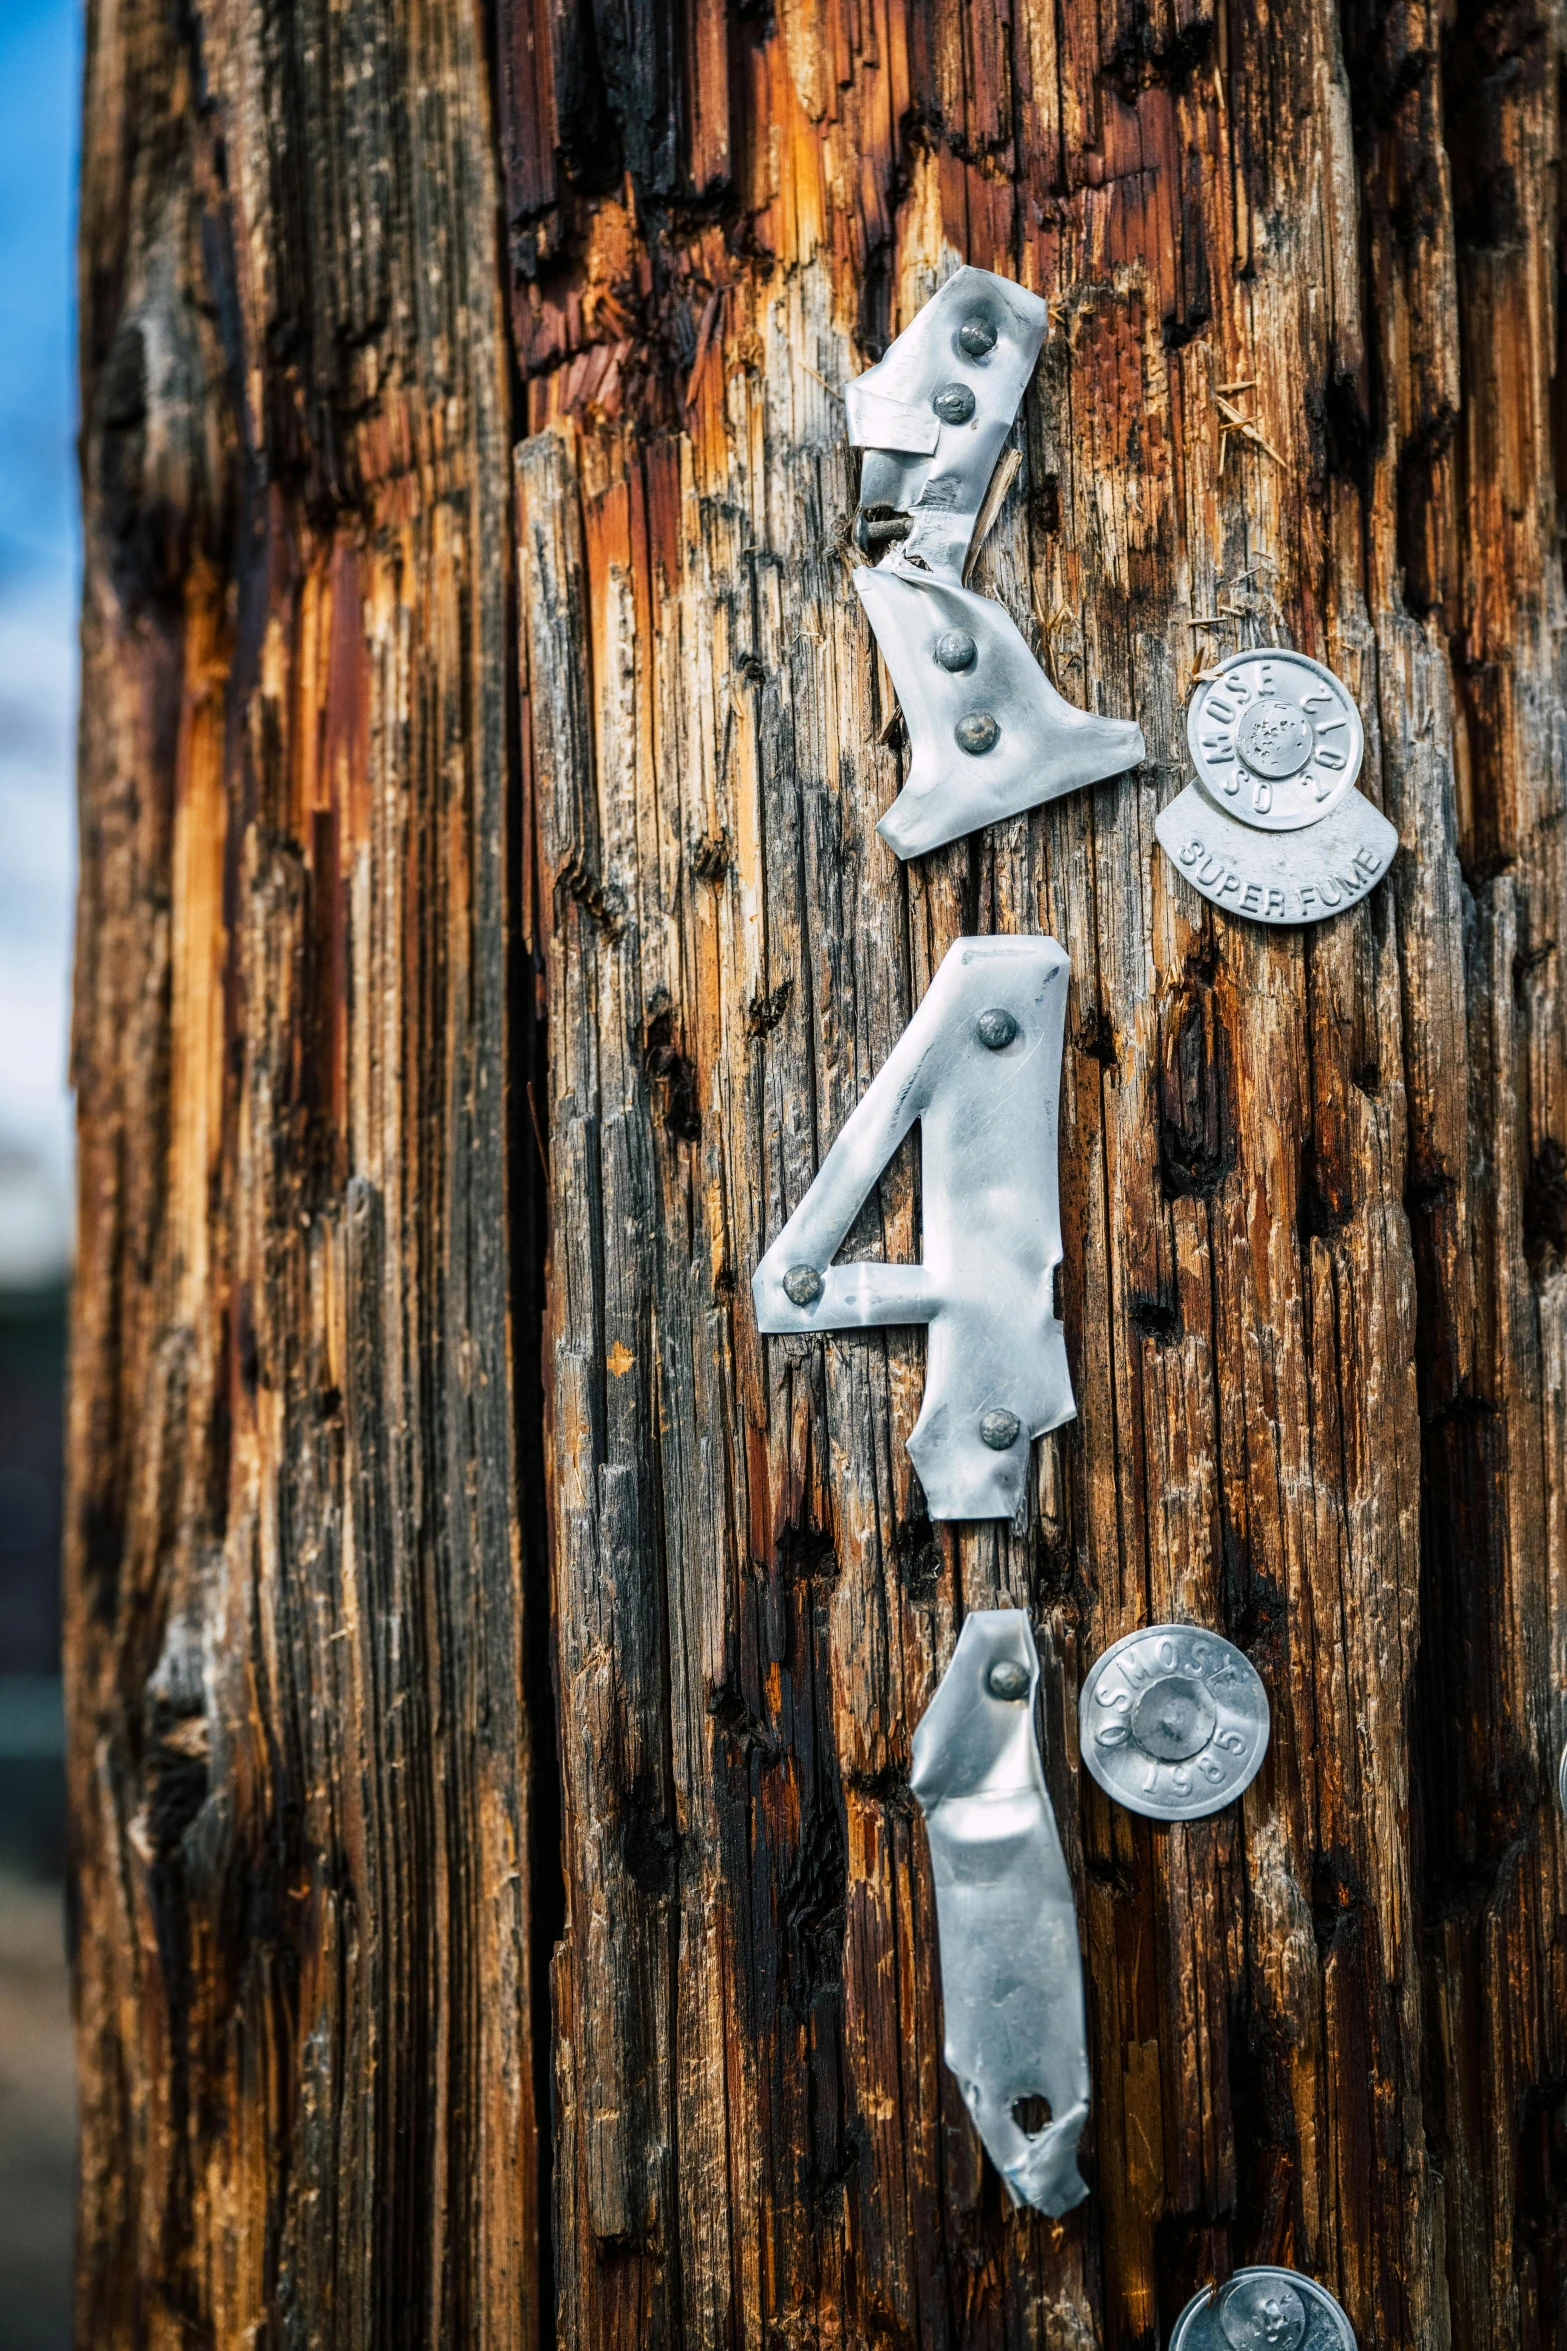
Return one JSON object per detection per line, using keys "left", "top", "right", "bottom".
{"left": 855, "top": 568, "right": 1144, "bottom": 860}
{"left": 1155, "top": 649, "right": 1397, "bottom": 924}
{"left": 847, "top": 266, "right": 1050, "bottom": 585}
{"left": 910, "top": 1609, "right": 1091, "bottom": 2215}
{"left": 753, "top": 935, "right": 1074, "bottom": 1521}
{"left": 848, "top": 267, "right": 1144, "bottom": 858}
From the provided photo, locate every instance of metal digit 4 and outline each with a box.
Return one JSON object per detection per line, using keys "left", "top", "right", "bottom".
{"left": 752, "top": 933, "right": 1073, "bottom": 1521}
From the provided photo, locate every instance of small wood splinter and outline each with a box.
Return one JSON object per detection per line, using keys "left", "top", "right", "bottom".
{"left": 1213, "top": 387, "right": 1283, "bottom": 470}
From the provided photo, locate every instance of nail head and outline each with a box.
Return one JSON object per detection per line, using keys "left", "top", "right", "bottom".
{"left": 934, "top": 628, "right": 978, "bottom": 672}
{"left": 1130, "top": 1675, "right": 1217, "bottom": 1762}
{"left": 957, "top": 316, "right": 998, "bottom": 358}
{"left": 976, "top": 1007, "right": 1019, "bottom": 1050}
{"left": 1217, "top": 2276, "right": 1308, "bottom": 2351}
{"left": 979, "top": 1407, "right": 1021, "bottom": 1450}
{"left": 783, "top": 1264, "right": 823, "bottom": 1306}
{"left": 933, "top": 382, "right": 977, "bottom": 425}
{"left": 955, "top": 710, "right": 1000, "bottom": 755}
{"left": 986, "top": 1657, "right": 1030, "bottom": 1700}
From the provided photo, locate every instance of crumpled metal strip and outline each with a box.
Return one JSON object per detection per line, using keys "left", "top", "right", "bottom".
{"left": 847, "top": 268, "right": 1048, "bottom": 585}
{"left": 910, "top": 1608, "right": 1090, "bottom": 2214}
{"left": 848, "top": 265, "right": 1144, "bottom": 857}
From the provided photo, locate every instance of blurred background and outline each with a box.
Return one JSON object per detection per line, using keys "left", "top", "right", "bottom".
{"left": 0, "top": 0, "right": 82, "bottom": 2341}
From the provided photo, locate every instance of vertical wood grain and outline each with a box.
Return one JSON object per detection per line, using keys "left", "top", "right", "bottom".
{"left": 70, "top": 0, "right": 1567, "bottom": 2341}
{"left": 508, "top": 0, "right": 1567, "bottom": 2343}
{"left": 68, "top": 0, "right": 537, "bottom": 2340}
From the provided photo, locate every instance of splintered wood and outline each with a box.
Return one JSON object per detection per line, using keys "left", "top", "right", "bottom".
{"left": 67, "top": 0, "right": 1567, "bottom": 2343}
{"left": 68, "top": 0, "right": 537, "bottom": 2342}
{"left": 506, "top": 0, "right": 1567, "bottom": 2346}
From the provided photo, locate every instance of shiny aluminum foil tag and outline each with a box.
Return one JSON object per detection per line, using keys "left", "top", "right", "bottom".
{"left": 1168, "top": 2268, "right": 1358, "bottom": 2350}
{"left": 848, "top": 267, "right": 1144, "bottom": 858}
{"left": 910, "top": 1609, "right": 1091, "bottom": 2215}
{"left": 753, "top": 934, "right": 1073, "bottom": 1521}
{"left": 854, "top": 568, "right": 1144, "bottom": 860}
{"left": 847, "top": 267, "right": 1049, "bottom": 585}
{"left": 1155, "top": 649, "right": 1397, "bottom": 924}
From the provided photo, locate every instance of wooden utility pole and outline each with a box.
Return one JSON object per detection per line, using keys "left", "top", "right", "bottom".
{"left": 68, "top": 0, "right": 1567, "bottom": 2343}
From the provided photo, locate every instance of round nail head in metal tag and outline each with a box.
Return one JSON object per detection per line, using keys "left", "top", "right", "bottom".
{"left": 955, "top": 709, "right": 1000, "bottom": 754}
{"left": 1168, "top": 2270, "right": 1357, "bottom": 2351}
{"left": 978, "top": 1407, "right": 1021, "bottom": 1450}
{"left": 1188, "top": 650, "right": 1364, "bottom": 833}
{"left": 1079, "top": 1626, "right": 1269, "bottom": 1820}
{"left": 957, "top": 315, "right": 998, "bottom": 358}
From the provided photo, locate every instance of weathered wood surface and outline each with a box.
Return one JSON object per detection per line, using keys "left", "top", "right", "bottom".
{"left": 507, "top": 0, "right": 1567, "bottom": 2347}
{"left": 66, "top": 0, "right": 540, "bottom": 2340}
{"left": 70, "top": 0, "right": 1567, "bottom": 2342}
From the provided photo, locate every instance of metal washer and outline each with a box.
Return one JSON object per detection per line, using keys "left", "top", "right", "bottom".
{"left": 1079, "top": 1625, "right": 1269, "bottom": 1821}
{"left": 1168, "top": 2269, "right": 1357, "bottom": 2351}
{"left": 1187, "top": 649, "right": 1364, "bottom": 835}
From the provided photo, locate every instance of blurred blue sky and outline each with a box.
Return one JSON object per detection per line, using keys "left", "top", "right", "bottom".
{"left": 0, "top": 0, "right": 79, "bottom": 1288}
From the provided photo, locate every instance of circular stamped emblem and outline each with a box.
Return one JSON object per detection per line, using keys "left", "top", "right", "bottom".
{"left": 1079, "top": 1626, "right": 1269, "bottom": 1821}
{"left": 1168, "top": 2269, "right": 1358, "bottom": 2351}
{"left": 1218, "top": 2277, "right": 1307, "bottom": 2350}
{"left": 1188, "top": 650, "right": 1364, "bottom": 833}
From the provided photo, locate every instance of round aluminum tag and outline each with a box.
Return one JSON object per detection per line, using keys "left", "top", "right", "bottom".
{"left": 1167, "top": 2269, "right": 1358, "bottom": 2351}
{"left": 1188, "top": 650, "right": 1364, "bottom": 833}
{"left": 1079, "top": 1626, "right": 1269, "bottom": 1821}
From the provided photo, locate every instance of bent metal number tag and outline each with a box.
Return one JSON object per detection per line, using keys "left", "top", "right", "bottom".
{"left": 752, "top": 934, "right": 1073, "bottom": 1521}
{"left": 1155, "top": 647, "right": 1398, "bottom": 926}
{"left": 846, "top": 267, "right": 1144, "bottom": 858}
{"left": 910, "top": 1610, "right": 1090, "bottom": 2216}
